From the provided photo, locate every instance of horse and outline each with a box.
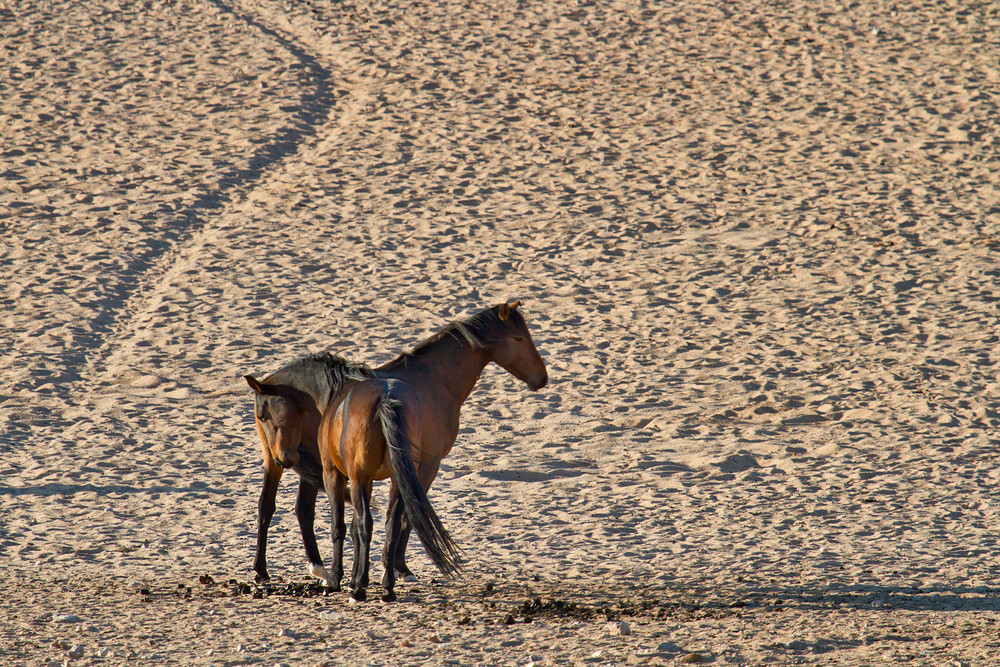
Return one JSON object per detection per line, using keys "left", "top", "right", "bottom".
{"left": 243, "top": 352, "right": 371, "bottom": 586}
{"left": 317, "top": 375, "right": 462, "bottom": 601}
{"left": 373, "top": 300, "right": 547, "bottom": 582}
{"left": 245, "top": 301, "right": 547, "bottom": 587}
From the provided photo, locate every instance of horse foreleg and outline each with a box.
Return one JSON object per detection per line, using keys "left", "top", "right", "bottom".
{"left": 349, "top": 479, "right": 373, "bottom": 602}
{"left": 295, "top": 480, "right": 331, "bottom": 586}
{"left": 253, "top": 463, "right": 283, "bottom": 583}
{"left": 392, "top": 462, "right": 439, "bottom": 582}
{"left": 385, "top": 491, "right": 416, "bottom": 582}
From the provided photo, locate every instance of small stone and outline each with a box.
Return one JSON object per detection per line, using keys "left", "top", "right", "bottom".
{"left": 96, "top": 648, "right": 112, "bottom": 658}
{"left": 678, "top": 653, "right": 705, "bottom": 664}
{"left": 277, "top": 628, "right": 295, "bottom": 639}
{"left": 606, "top": 620, "right": 631, "bottom": 636}
{"left": 428, "top": 633, "right": 441, "bottom": 644}
{"left": 656, "top": 642, "right": 684, "bottom": 655}
{"left": 51, "top": 640, "right": 71, "bottom": 650}
{"left": 67, "top": 645, "right": 85, "bottom": 658}
{"left": 235, "top": 644, "right": 247, "bottom": 654}
{"left": 400, "top": 639, "right": 413, "bottom": 648}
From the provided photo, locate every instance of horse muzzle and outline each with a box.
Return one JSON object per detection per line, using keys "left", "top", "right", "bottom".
{"left": 274, "top": 454, "right": 299, "bottom": 469}
{"left": 528, "top": 371, "right": 548, "bottom": 391}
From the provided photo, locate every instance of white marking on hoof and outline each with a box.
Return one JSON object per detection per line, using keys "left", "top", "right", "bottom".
{"left": 347, "top": 596, "right": 360, "bottom": 605}
{"left": 396, "top": 571, "right": 417, "bottom": 583}
{"left": 309, "top": 563, "right": 334, "bottom": 587}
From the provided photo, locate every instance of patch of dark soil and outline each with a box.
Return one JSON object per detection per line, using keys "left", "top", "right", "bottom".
{"left": 192, "top": 576, "right": 334, "bottom": 600}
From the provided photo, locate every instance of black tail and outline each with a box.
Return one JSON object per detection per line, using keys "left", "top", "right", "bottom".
{"left": 377, "top": 396, "right": 462, "bottom": 575}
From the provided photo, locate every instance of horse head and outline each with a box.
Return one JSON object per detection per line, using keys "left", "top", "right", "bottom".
{"left": 245, "top": 375, "right": 306, "bottom": 469}
{"left": 489, "top": 301, "right": 548, "bottom": 391}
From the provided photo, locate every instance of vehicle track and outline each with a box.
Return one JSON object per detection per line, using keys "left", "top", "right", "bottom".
{"left": 78, "top": 0, "right": 340, "bottom": 392}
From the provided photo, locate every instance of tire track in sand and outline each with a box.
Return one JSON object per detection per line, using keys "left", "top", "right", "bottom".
{"left": 78, "top": 0, "right": 343, "bottom": 394}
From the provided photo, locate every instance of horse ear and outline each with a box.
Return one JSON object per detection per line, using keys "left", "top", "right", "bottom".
{"left": 245, "top": 375, "right": 266, "bottom": 394}
{"left": 498, "top": 300, "right": 522, "bottom": 320}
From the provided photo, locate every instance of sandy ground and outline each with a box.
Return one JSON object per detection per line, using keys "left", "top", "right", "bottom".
{"left": 3, "top": 0, "right": 1000, "bottom": 664}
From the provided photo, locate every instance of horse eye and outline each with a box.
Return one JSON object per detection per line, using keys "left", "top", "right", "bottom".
{"left": 514, "top": 336, "right": 524, "bottom": 342}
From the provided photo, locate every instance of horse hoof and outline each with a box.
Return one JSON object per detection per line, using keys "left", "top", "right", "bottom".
{"left": 350, "top": 589, "right": 367, "bottom": 603}
{"left": 309, "top": 563, "right": 332, "bottom": 583}
{"left": 396, "top": 570, "right": 417, "bottom": 583}
{"left": 381, "top": 591, "right": 397, "bottom": 603}
{"left": 254, "top": 573, "right": 270, "bottom": 584}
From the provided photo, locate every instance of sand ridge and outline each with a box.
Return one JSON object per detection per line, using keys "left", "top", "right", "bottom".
{"left": 3, "top": 0, "right": 1000, "bottom": 664}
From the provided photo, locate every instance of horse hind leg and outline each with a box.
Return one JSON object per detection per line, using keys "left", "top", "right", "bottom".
{"left": 348, "top": 479, "right": 373, "bottom": 602}
{"left": 381, "top": 496, "right": 407, "bottom": 602}
{"left": 321, "top": 469, "right": 348, "bottom": 592}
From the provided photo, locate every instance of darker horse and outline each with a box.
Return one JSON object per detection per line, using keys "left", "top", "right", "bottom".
{"left": 244, "top": 352, "right": 370, "bottom": 585}
{"left": 246, "top": 301, "right": 547, "bottom": 587}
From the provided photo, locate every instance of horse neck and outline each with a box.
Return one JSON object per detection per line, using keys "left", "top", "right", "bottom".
{"left": 400, "top": 335, "right": 491, "bottom": 406}
{"left": 278, "top": 376, "right": 331, "bottom": 424}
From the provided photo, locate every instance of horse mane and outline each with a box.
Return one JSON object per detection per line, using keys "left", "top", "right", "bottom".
{"left": 266, "top": 351, "right": 372, "bottom": 407}
{"left": 384, "top": 305, "right": 519, "bottom": 368}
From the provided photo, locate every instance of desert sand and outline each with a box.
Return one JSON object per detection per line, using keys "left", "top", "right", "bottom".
{"left": 3, "top": 0, "right": 1000, "bottom": 664}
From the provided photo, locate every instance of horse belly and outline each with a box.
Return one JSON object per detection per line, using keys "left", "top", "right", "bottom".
{"left": 421, "top": 413, "right": 459, "bottom": 461}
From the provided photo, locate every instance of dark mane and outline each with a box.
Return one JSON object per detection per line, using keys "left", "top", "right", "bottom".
{"left": 265, "top": 351, "right": 371, "bottom": 408}
{"left": 384, "top": 305, "right": 518, "bottom": 368}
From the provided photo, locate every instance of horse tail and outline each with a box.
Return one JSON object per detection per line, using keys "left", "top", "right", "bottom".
{"left": 377, "top": 394, "right": 462, "bottom": 576}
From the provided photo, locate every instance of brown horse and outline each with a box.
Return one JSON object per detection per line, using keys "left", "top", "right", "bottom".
{"left": 374, "top": 300, "right": 547, "bottom": 581}
{"left": 317, "top": 376, "right": 461, "bottom": 601}
{"left": 246, "top": 301, "right": 547, "bottom": 588}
